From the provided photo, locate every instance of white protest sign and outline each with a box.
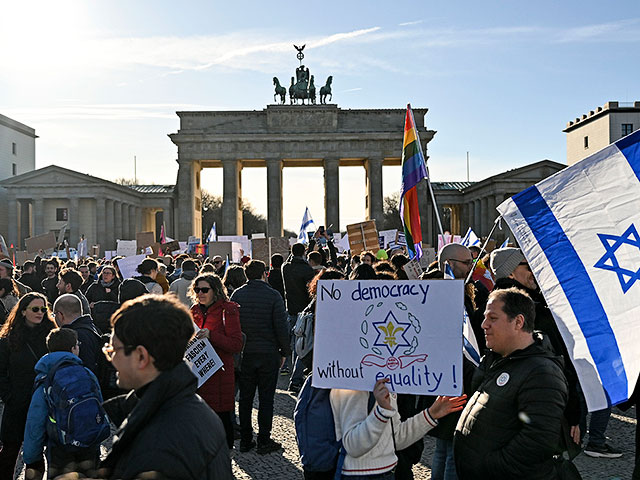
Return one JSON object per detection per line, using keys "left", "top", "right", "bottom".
{"left": 379, "top": 229, "right": 398, "bottom": 249}
{"left": 116, "top": 254, "right": 145, "bottom": 279}
{"left": 402, "top": 259, "right": 423, "bottom": 280}
{"left": 184, "top": 337, "right": 223, "bottom": 388}
{"left": 313, "top": 279, "right": 463, "bottom": 395}
{"left": 104, "top": 250, "right": 116, "bottom": 260}
{"left": 218, "top": 235, "right": 251, "bottom": 257}
{"left": 116, "top": 240, "right": 137, "bottom": 257}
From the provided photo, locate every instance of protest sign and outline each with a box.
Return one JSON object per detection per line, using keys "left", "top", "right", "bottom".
{"left": 402, "top": 259, "right": 423, "bottom": 280}
{"left": 77, "top": 239, "right": 88, "bottom": 258}
{"left": 116, "top": 254, "right": 145, "bottom": 279}
{"left": 90, "top": 244, "right": 100, "bottom": 257}
{"left": 25, "top": 232, "right": 56, "bottom": 253}
{"left": 252, "top": 233, "right": 266, "bottom": 239}
{"left": 136, "top": 232, "right": 155, "bottom": 250}
{"left": 419, "top": 247, "right": 437, "bottom": 269}
{"left": 184, "top": 336, "right": 223, "bottom": 388}
{"left": 218, "top": 235, "right": 251, "bottom": 257}
{"left": 379, "top": 229, "right": 399, "bottom": 249}
{"left": 15, "top": 251, "right": 36, "bottom": 265}
{"left": 116, "top": 240, "right": 137, "bottom": 257}
{"left": 160, "top": 240, "right": 180, "bottom": 255}
{"left": 313, "top": 279, "right": 463, "bottom": 395}
{"left": 251, "top": 238, "right": 269, "bottom": 263}
{"left": 105, "top": 250, "right": 116, "bottom": 260}
{"left": 346, "top": 221, "right": 380, "bottom": 255}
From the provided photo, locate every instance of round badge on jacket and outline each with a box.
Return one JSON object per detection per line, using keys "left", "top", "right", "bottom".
{"left": 496, "top": 372, "right": 510, "bottom": 387}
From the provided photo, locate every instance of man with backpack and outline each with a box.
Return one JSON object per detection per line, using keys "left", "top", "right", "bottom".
{"left": 23, "top": 327, "right": 110, "bottom": 479}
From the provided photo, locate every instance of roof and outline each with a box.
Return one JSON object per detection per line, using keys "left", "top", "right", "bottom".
{"left": 127, "top": 185, "right": 175, "bottom": 194}
{"left": 432, "top": 181, "right": 476, "bottom": 191}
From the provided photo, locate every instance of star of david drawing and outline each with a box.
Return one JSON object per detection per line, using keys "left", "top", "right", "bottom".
{"left": 371, "top": 311, "right": 411, "bottom": 356}
{"left": 593, "top": 224, "right": 640, "bottom": 294}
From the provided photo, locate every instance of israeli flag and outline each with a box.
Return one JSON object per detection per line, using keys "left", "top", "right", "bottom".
{"left": 206, "top": 222, "right": 217, "bottom": 243}
{"left": 460, "top": 227, "right": 480, "bottom": 247}
{"left": 499, "top": 237, "right": 509, "bottom": 249}
{"left": 498, "top": 129, "right": 640, "bottom": 411}
{"left": 297, "top": 207, "right": 316, "bottom": 245}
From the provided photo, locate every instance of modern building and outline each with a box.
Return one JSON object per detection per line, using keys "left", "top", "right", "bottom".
{"left": 0, "top": 114, "right": 37, "bottom": 237}
{"left": 564, "top": 101, "right": 640, "bottom": 165}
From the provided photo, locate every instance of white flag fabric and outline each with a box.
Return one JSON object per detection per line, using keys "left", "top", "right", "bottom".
{"left": 497, "top": 129, "right": 640, "bottom": 411}
{"left": 206, "top": 222, "right": 217, "bottom": 243}
{"left": 297, "top": 207, "right": 316, "bottom": 244}
{"left": 460, "top": 227, "right": 480, "bottom": 247}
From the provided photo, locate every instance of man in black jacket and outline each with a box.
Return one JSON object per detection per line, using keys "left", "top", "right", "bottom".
{"left": 230, "top": 260, "right": 290, "bottom": 455}
{"left": 454, "top": 287, "right": 568, "bottom": 480}
{"left": 100, "top": 294, "right": 232, "bottom": 480}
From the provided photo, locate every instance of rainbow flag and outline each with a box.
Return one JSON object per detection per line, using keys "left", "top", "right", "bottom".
{"left": 399, "top": 104, "right": 428, "bottom": 259}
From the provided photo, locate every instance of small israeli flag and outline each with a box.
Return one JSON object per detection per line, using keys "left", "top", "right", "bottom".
{"left": 498, "top": 129, "right": 640, "bottom": 411}
{"left": 297, "top": 207, "right": 316, "bottom": 245}
{"left": 460, "top": 227, "right": 480, "bottom": 247}
{"left": 206, "top": 222, "right": 217, "bottom": 243}
{"left": 499, "top": 237, "right": 509, "bottom": 248}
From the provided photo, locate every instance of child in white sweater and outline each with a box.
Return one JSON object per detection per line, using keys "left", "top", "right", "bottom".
{"left": 330, "top": 379, "right": 466, "bottom": 478}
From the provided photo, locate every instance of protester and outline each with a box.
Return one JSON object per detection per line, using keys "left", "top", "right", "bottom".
{"left": 267, "top": 253, "right": 285, "bottom": 299}
{"left": 359, "top": 251, "right": 376, "bottom": 266}
{"left": 169, "top": 259, "right": 198, "bottom": 306}
{"left": 0, "top": 277, "right": 19, "bottom": 320}
{"left": 91, "top": 278, "right": 147, "bottom": 335}
{"left": 23, "top": 327, "right": 108, "bottom": 479}
{"left": 19, "top": 260, "right": 42, "bottom": 293}
{"left": 230, "top": 260, "right": 290, "bottom": 455}
{"left": 212, "top": 255, "right": 225, "bottom": 276}
{"left": 189, "top": 273, "right": 243, "bottom": 449}
{"left": 133, "top": 258, "right": 163, "bottom": 294}
{"left": 454, "top": 287, "right": 568, "bottom": 479}
{"left": 0, "top": 292, "right": 55, "bottom": 478}
{"left": 41, "top": 259, "right": 60, "bottom": 304}
{"left": 155, "top": 262, "right": 170, "bottom": 293}
{"left": 56, "top": 268, "right": 91, "bottom": 315}
{"left": 100, "top": 295, "right": 233, "bottom": 479}
{"left": 86, "top": 265, "right": 120, "bottom": 305}
{"left": 223, "top": 265, "right": 248, "bottom": 297}
{"left": 349, "top": 262, "right": 377, "bottom": 280}
{"left": 0, "top": 258, "right": 30, "bottom": 297}
{"left": 78, "top": 263, "right": 94, "bottom": 294}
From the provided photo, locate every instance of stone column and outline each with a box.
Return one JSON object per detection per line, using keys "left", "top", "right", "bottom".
{"left": 473, "top": 199, "right": 480, "bottom": 233}
{"left": 175, "top": 160, "right": 202, "bottom": 239}
{"left": 266, "top": 158, "right": 283, "bottom": 237}
{"left": 96, "top": 198, "right": 106, "bottom": 256}
{"left": 114, "top": 201, "right": 122, "bottom": 241}
{"left": 7, "top": 196, "right": 18, "bottom": 249}
{"left": 323, "top": 157, "right": 340, "bottom": 230}
{"left": 222, "top": 159, "right": 242, "bottom": 235}
{"left": 135, "top": 207, "right": 142, "bottom": 236}
{"left": 128, "top": 205, "right": 136, "bottom": 239}
{"left": 105, "top": 199, "right": 115, "bottom": 251}
{"left": 34, "top": 198, "right": 44, "bottom": 236}
{"left": 122, "top": 203, "right": 130, "bottom": 240}
{"left": 480, "top": 197, "right": 488, "bottom": 237}
{"left": 19, "top": 200, "right": 30, "bottom": 246}
{"left": 69, "top": 197, "right": 80, "bottom": 246}
{"left": 461, "top": 203, "right": 469, "bottom": 235}
{"left": 163, "top": 200, "right": 173, "bottom": 238}
{"left": 365, "top": 157, "right": 383, "bottom": 224}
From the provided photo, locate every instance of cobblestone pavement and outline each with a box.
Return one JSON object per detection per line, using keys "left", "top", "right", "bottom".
{"left": 12, "top": 374, "right": 638, "bottom": 479}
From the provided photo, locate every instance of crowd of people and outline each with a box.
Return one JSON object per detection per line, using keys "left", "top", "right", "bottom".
{"left": 0, "top": 227, "right": 633, "bottom": 479}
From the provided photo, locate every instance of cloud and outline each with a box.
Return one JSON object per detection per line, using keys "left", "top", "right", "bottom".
{"left": 399, "top": 20, "right": 423, "bottom": 26}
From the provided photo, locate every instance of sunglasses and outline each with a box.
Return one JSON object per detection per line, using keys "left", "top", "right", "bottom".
{"left": 28, "top": 306, "right": 48, "bottom": 313}
{"left": 518, "top": 262, "right": 532, "bottom": 271}
{"left": 194, "top": 287, "right": 211, "bottom": 294}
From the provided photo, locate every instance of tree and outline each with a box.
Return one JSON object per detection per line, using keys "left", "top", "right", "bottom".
{"left": 380, "top": 192, "right": 403, "bottom": 230}
{"left": 114, "top": 177, "right": 138, "bottom": 186}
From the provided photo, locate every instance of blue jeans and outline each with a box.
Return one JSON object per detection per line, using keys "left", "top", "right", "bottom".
{"left": 587, "top": 407, "right": 612, "bottom": 447}
{"left": 432, "top": 438, "right": 458, "bottom": 480}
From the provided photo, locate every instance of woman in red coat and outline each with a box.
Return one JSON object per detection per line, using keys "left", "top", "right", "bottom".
{"left": 190, "top": 273, "right": 243, "bottom": 449}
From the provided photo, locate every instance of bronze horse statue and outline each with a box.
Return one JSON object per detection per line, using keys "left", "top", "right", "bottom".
{"left": 308, "top": 75, "right": 316, "bottom": 104}
{"left": 320, "top": 76, "right": 333, "bottom": 104}
{"left": 273, "top": 77, "right": 286, "bottom": 104}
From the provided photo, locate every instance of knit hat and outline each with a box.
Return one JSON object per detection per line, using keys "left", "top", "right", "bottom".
{"left": 0, "top": 259, "right": 14, "bottom": 271}
{"left": 490, "top": 247, "right": 525, "bottom": 280}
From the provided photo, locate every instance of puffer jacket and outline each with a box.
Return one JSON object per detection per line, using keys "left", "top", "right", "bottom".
{"left": 190, "top": 300, "right": 243, "bottom": 412}
{"left": 454, "top": 333, "right": 568, "bottom": 480}
{"left": 229, "top": 280, "right": 290, "bottom": 358}
{"left": 101, "top": 362, "right": 233, "bottom": 480}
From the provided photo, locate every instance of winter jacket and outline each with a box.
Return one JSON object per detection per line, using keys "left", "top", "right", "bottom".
{"left": 0, "top": 322, "right": 53, "bottom": 443}
{"left": 229, "top": 280, "right": 291, "bottom": 358}
{"left": 19, "top": 272, "right": 42, "bottom": 294}
{"left": 72, "top": 289, "right": 91, "bottom": 316}
{"left": 101, "top": 362, "right": 233, "bottom": 480}
{"left": 91, "top": 301, "right": 120, "bottom": 335}
{"left": 67, "top": 314, "right": 103, "bottom": 375}
{"left": 86, "top": 278, "right": 120, "bottom": 304}
{"left": 281, "top": 256, "right": 315, "bottom": 315}
{"left": 132, "top": 275, "right": 163, "bottom": 295}
{"left": 190, "top": 300, "right": 243, "bottom": 412}
{"left": 42, "top": 276, "right": 59, "bottom": 305}
{"left": 267, "top": 268, "right": 285, "bottom": 300}
{"left": 454, "top": 333, "right": 568, "bottom": 480}
{"left": 23, "top": 351, "right": 102, "bottom": 464}
{"left": 169, "top": 270, "right": 197, "bottom": 307}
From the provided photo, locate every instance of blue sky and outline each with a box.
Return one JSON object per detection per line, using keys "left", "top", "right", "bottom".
{"left": 2, "top": 1, "right": 640, "bottom": 231}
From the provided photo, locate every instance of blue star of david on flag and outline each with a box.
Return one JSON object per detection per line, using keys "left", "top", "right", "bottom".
{"left": 372, "top": 311, "right": 411, "bottom": 357}
{"left": 594, "top": 224, "right": 640, "bottom": 294}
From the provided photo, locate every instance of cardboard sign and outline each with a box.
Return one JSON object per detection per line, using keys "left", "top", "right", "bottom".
{"left": 136, "top": 232, "right": 156, "bottom": 250}
{"left": 15, "top": 250, "right": 36, "bottom": 266}
{"left": 419, "top": 247, "right": 437, "bottom": 270}
{"left": 313, "top": 279, "right": 463, "bottom": 395}
{"left": 25, "top": 232, "right": 57, "bottom": 254}
{"left": 116, "top": 240, "right": 138, "bottom": 257}
{"left": 91, "top": 244, "right": 100, "bottom": 257}
{"left": 116, "top": 254, "right": 146, "bottom": 279}
{"left": 346, "top": 221, "right": 380, "bottom": 255}
{"left": 218, "top": 235, "right": 251, "bottom": 257}
{"left": 208, "top": 241, "right": 242, "bottom": 263}
{"left": 403, "top": 259, "right": 423, "bottom": 280}
{"left": 184, "top": 337, "right": 223, "bottom": 388}
{"left": 160, "top": 240, "right": 180, "bottom": 255}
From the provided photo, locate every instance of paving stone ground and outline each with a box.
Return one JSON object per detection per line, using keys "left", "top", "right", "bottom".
{"left": 12, "top": 373, "right": 638, "bottom": 479}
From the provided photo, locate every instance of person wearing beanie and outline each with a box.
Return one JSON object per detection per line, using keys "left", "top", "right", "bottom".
{"left": 489, "top": 247, "right": 535, "bottom": 289}
{"left": 0, "top": 259, "right": 31, "bottom": 297}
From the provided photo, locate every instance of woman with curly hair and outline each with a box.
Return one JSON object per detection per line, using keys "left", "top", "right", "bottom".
{"left": 189, "top": 273, "right": 243, "bottom": 449}
{"left": 0, "top": 278, "right": 19, "bottom": 325}
{"left": 222, "top": 265, "right": 247, "bottom": 297}
{"left": 0, "top": 292, "right": 55, "bottom": 477}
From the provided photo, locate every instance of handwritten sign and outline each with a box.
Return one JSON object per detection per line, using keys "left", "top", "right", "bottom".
{"left": 184, "top": 337, "right": 223, "bottom": 388}
{"left": 402, "top": 259, "right": 423, "bottom": 280}
{"left": 116, "top": 240, "right": 137, "bottom": 257}
{"left": 313, "top": 279, "right": 463, "bottom": 395}
{"left": 116, "top": 254, "right": 146, "bottom": 280}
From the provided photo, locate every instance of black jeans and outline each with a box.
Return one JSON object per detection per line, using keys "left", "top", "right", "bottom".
{"left": 239, "top": 353, "right": 279, "bottom": 444}
{"left": 215, "top": 410, "right": 235, "bottom": 449}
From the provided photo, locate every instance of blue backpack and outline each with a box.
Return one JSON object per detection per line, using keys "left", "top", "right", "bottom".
{"left": 294, "top": 375, "right": 375, "bottom": 478}
{"left": 40, "top": 359, "right": 110, "bottom": 449}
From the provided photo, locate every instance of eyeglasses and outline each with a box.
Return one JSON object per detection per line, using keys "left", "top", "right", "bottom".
{"left": 28, "top": 306, "right": 48, "bottom": 313}
{"left": 194, "top": 287, "right": 211, "bottom": 294}
{"left": 518, "top": 262, "right": 532, "bottom": 271}
{"left": 102, "top": 342, "right": 134, "bottom": 361}
{"left": 449, "top": 258, "right": 474, "bottom": 267}
{"left": 213, "top": 261, "right": 222, "bottom": 265}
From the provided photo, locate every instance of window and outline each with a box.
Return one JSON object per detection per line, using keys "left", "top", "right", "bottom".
{"left": 622, "top": 123, "right": 634, "bottom": 137}
{"left": 56, "top": 208, "right": 68, "bottom": 221}
{"left": 12, "top": 163, "right": 16, "bottom": 176}
{"left": 584, "top": 136, "right": 589, "bottom": 149}
{"left": 11, "top": 143, "right": 16, "bottom": 155}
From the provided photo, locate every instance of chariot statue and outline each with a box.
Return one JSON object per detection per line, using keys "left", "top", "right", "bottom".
{"left": 271, "top": 44, "right": 332, "bottom": 105}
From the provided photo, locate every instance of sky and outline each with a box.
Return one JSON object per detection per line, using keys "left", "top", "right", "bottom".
{"left": 2, "top": 1, "right": 640, "bottom": 232}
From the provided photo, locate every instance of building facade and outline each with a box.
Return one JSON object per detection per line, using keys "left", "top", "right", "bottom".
{"left": 564, "top": 101, "right": 640, "bottom": 165}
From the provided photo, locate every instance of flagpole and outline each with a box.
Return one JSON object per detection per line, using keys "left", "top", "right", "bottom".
{"left": 464, "top": 216, "right": 501, "bottom": 284}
